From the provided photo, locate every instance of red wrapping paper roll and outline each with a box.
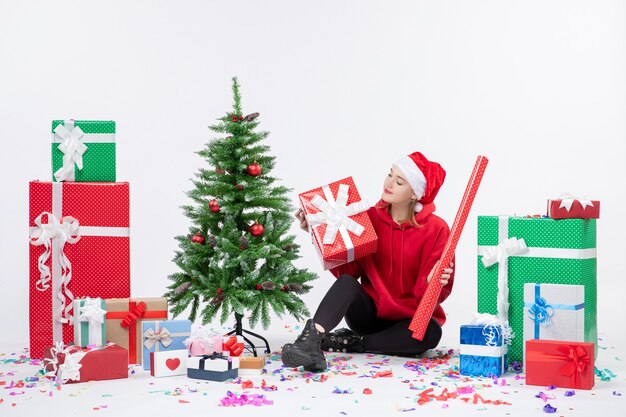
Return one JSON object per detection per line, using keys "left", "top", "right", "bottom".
{"left": 409, "top": 156, "right": 489, "bottom": 340}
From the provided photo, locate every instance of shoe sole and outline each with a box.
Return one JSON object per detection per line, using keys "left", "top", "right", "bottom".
{"left": 282, "top": 350, "right": 327, "bottom": 372}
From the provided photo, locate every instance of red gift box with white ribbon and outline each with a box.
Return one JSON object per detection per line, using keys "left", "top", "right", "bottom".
{"left": 43, "top": 343, "right": 128, "bottom": 383}
{"left": 547, "top": 195, "right": 600, "bottom": 219}
{"left": 29, "top": 181, "right": 131, "bottom": 359}
{"left": 298, "top": 177, "right": 378, "bottom": 270}
{"left": 525, "top": 339, "right": 595, "bottom": 390}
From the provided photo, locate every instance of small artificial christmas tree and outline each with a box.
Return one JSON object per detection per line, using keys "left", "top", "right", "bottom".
{"left": 166, "top": 77, "right": 317, "bottom": 331}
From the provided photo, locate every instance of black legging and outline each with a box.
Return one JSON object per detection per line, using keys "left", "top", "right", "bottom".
{"left": 313, "top": 274, "right": 442, "bottom": 355}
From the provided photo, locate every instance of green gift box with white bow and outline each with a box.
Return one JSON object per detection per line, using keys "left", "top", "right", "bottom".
{"left": 51, "top": 120, "right": 116, "bottom": 182}
{"left": 476, "top": 216, "right": 597, "bottom": 364}
{"left": 73, "top": 298, "right": 107, "bottom": 348}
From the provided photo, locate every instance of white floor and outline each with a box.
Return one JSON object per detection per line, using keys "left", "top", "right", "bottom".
{"left": 1, "top": 324, "right": 624, "bottom": 417}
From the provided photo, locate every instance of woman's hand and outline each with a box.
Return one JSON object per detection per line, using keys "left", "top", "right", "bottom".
{"left": 427, "top": 261, "right": 454, "bottom": 286}
{"left": 295, "top": 209, "right": 309, "bottom": 232}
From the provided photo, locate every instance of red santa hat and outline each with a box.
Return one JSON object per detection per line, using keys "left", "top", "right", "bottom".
{"left": 393, "top": 151, "right": 446, "bottom": 212}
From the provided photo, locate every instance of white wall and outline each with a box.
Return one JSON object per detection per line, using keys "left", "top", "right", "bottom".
{"left": 1, "top": 0, "right": 624, "bottom": 351}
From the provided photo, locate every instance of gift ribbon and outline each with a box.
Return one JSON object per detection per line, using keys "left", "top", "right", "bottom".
{"left": 524, "top": 283, "right": 584, "bottom": 339}
{"left": 185, "top": 335, "right": 223, "bottom": 356}
{"left": 29, "top": 182, "right": 130, "bottom": 347}
{"left": 106, "top": 300, "right": 168, "bottom": 364}
{"left": 198, "top": 352, "right": 233, "bottom": 371}
{"left": 223, "top": 336, "right": 244, "bottom": 356}
{"left": 76, "top": 298, "right": 106, "bottom": 346}
{"left": 479, "top": 216, "right": 529, "bottom": 324}
{"left": 470, "top": 312, "right": 513, "bottom": 347}
{"left": 29, "top": 211, "right": 80, "bottom": 326}
{"left": 557, "top": 193, "right": 595, "bottom": 212}
{"left": 307, "top": 182, "right": 369, "bottom": 262}
{"left": 143, "top": 321, "right": 190, "bottom": 352}
{"left": 460, "top": 335, "right": 508, "bottom": 376}
{"left": 526, "top": 344, "right": 591, "bottom": 388}
{"left": 53, "top": 120, "right": 88, "bottom": 182}
{"left": 43, "top": 342, "right": 88, "bottom": 384}
{"left": 144, "top": 327, "right": 172, "bottom": 350}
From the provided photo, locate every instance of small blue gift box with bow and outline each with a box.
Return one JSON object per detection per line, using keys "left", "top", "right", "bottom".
{"left": 187, "top": 353, "right": 239, "bottom": 382}
{"left": 460, "top": 324, "right": 508, "bottom": 377}
{"left": 523, "top": 283, "right": 585, "bottom": 359}
{"left": 141, "top": 319, "right": 191, "bottom": 370}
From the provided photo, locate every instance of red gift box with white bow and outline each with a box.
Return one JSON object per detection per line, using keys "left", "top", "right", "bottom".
{"left": 525, "top": 339, "right": 595, "bottom": 390}
{"left": 43, "top": 343, "right": 128, "bottom": 384}
{"left": 298, "top": 177, "right": 378, "bottom": 270}
{"left": 547, "top": 195, "right": 600, "bottom": 219}
{"left": 29, "top": 181, "right": 131, "bottom": 359}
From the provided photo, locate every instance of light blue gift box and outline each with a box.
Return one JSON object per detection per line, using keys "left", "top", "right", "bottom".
{"left": 141, "top": 319, "right": 191, "bottom": 370}
{"left": 459, "top": 324, "right": 508, "bottom": 377}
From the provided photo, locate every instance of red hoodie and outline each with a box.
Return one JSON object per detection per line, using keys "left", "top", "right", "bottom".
{"left": 329, "top": 201, "right": 454, "bottom": 326}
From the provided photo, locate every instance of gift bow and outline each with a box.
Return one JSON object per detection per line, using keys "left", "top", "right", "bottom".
{"left": 558, "top": 193, "right": 595, "bottom": 212}
{"left": 143, "top": 327, "right": 173, "bottom": 349}
{"left": 223, "top": 336, "right": 244, "bottom": 356}
{"left": 470, "top": 312, "right": 513, "bottom": 347}
{"left": 120, "top": 301, "right": 147, "bottom": 328}
{"left": 77, "top": 298, "right": 106, "bottom": 326}
{"left": 307, "top": 183, "right": 368, "bottom": 245}
{"left": 527, "top": 296, "right": 555, "bottom": 326}
{"left": 29, "top": 212, "right": 81, "bottom": 323}
{"left": 558, "top": 345, "right": 591, "bottom": 377}
{"left": 54, "top": 120, "right": 88, "bottom": 182}
{"left": 480, "top": 236, "right": 527, "bottom": 323}
{"left": 44, "top": 342, "right": 87, "bottom": 384}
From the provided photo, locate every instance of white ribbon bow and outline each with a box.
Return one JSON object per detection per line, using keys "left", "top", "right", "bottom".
{"left": 558, "top": 193, "right": 595, "bottom": 212}
{"left": 77, "top": 298, "right": 106, "bottom": 326}
{"left": 307, "top": 183, "right": 368, "bottom": 245}
{"left": 470, "top": 312, "right": 514, "bottom": 347}
{"left": 44, "top": 342, "right": 87, "bottom": 384}
{"left": 144, "top": 327, "right": 173, "bottom": 350}
{"left": 54, "top": 120, "right": 88, "bottom": 182}
{"left": 29, "top": 212, "right": 81, "bottom": 323}
{"left": 480, "top": 236, "right": 528, "bottom": 323}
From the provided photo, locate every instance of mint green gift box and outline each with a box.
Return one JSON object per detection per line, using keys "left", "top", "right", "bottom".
{"left": 51, "top": 120, "right": 116, "bottom": 182}
{"left": 477, "top": 216, "right": 597, "bottom": 363}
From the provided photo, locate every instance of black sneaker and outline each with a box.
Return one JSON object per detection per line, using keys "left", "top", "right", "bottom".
{"left": 320, "top": 328, "right": 365, "bottom": 353}
{"left": 281, "top": 319, "right": 327, "bottom": 371}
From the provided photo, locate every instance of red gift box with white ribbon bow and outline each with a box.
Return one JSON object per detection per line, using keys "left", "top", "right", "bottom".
{"left": 298, "top": 177, "right": 378, "bottom": 270}
{"left": 29, "top": 181, "right": 131, "bottom": 359}
{"left": 547, "top": 195, "right": 600, "bottom": 219}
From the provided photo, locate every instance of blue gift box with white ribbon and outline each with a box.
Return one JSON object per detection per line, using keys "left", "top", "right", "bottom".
{"left": 460, "top": 324, "right": 508, "bottom": 377}
{"left": 141, "top": 319, "right": 191, "bottom": 370}
{"left": 523, "top": 283, "right": 585, "bottom": 355}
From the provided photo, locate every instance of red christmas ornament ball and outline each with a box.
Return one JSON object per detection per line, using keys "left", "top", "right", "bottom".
{"left": 255, "top": 284, "right": 263, "bottom": 290}
{"left": 209, "top": 199, "right": 220, "bottom": 212}
{"left": 247, "top": 162, "right": 262, "bottom": 177}
{"left": 235, "top": 184, "right": 244, "bottom": 190}
{"left": 250, "top": 222, "right": 264, "bottom": 237}
{"left": 232, "top": 115, "right": 238, "bottom": 122}
{"left": 191, "top": 233, "right": 205, "bottom": 244}
{"left": 281, "top": 285, "right": 289, "bottom": 292}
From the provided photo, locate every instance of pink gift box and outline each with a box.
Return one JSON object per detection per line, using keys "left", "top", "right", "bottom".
{"left": 186, "top": 335, "right": 223, "bottom": 356}
{"left": 299, "top": 177, "right": 378, "bottom": 270}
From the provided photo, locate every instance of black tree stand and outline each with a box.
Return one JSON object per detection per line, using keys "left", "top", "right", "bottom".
{"left": 225, "top": 313, "right": 271, "bottom": 357}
